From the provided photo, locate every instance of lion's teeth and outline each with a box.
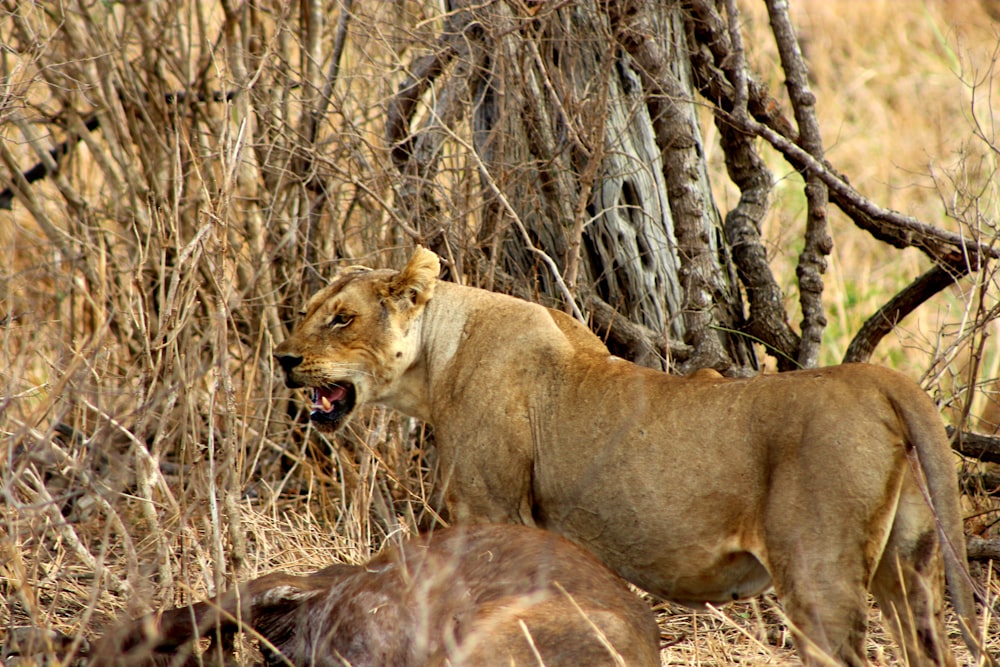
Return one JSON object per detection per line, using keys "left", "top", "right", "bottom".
{"left": 320, "top": 395, "right": 333, "bottom": 413}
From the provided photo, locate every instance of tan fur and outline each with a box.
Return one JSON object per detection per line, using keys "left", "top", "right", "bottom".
{"left": 89, "top": 524, "right": 660, "bottom": 667}
{"left": 275, "top": 247, "right": 990, "bottom": 667}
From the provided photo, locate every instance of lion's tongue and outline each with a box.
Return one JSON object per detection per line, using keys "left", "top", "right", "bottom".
{"left": 315, "top": 385, "right": 347, "bottom": 413}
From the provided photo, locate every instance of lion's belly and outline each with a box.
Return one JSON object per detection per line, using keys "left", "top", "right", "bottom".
{"left": 650, "top": 549, "right": 772, "bottom": 606}
{"left": 532, "top": 448, "right": 773, "bottom": 606}
{"left": 549, "top": 520, "right": 774, "bottom": 606}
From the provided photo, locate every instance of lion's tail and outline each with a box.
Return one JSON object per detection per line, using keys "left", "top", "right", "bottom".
{"left": 892, "top": 385, "right": 993, "bottom": 666}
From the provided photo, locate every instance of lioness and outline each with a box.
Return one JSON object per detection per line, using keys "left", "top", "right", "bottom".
{"left": 91, "top": 524, "right": 659, "bottom": 667}
{"left": 275, "top": 247, "right": 989, "bottom": 667}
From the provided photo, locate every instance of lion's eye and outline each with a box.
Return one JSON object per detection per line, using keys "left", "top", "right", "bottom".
{"left": 328, "top": 313, "right": 354, "bottom": 329}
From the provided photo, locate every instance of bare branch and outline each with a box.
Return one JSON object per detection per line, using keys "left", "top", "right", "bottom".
{"left": 687, "top": 0, "right": 997, "bottom": 271}
{"left": 694, "top": 0, "right": 800, "bottom": 369}
{"left": 738, "top": 112, "right": 997, "bottom": 266}
{"left": 949, "top": 427, "right": 1000, "bottom": 465}
{"left": 0, "top": 115, "right": 100, "bottom": 210}
{"left": 309, "top": 0, "right": 353, "bottom": 143}
{"left": 385, "top": 23, "right": 465, "bottom": 169}
{"left": 385, "top": 15, "right": 481, "bottom": 260}
{"left": 967, "top": 536, "right": 1000, "bottom": 562}
{"left": 0, "top": 86, "right": 240, "bottom": 211}
{"left": 843, "top": 264, "right": 967, "bottom": 364}
{"left": 764, "top": 0, "right": 830, "bottom": 369}
{"left": 585, "top": 293, "right": 691, "bottom": 369}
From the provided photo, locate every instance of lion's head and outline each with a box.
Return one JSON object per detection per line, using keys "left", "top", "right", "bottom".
{"left": 273, "top": 248, "right": 440, "bottom": 431}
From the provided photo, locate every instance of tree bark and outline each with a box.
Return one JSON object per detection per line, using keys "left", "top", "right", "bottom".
{"left": 459, "top": 1, "right": 755, "bottom": 371}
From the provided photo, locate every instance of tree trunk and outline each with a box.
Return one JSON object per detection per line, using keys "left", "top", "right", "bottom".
{"left": 460, "top": 1, "right": 754, "bottom": 372}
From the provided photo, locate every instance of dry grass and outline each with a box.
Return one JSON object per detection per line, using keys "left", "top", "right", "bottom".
{"left": 1, "top": 0, "right": 999, "bottom": 665}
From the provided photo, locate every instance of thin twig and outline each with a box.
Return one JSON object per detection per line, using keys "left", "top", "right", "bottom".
{"left": 439, "top": 119, "right": 586, "bottom": 322}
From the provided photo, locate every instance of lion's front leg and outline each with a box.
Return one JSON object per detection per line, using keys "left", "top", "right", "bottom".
{"left": 435, "top": 427, "right": 536, "bottom": 527}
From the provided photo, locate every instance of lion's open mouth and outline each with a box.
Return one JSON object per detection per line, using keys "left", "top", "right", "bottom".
{"left": 310, "top": 383, "right": 357, "bottom": 431}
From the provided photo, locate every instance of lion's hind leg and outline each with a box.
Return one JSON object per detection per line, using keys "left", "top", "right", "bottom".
{"left": 763, "top": 505, "right": 873, "bottom": 665}
{"left": 870, "top": 478, "right": 956, "bottom": 667}
{"left": 763, "top": 452, "right": 888, "bottom": 665}
{"left": 770, "top": 567, "right": 870, "bottom": 667}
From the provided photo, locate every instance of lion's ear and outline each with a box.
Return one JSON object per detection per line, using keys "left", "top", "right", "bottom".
{"left": 388, "top": 246, "right": 440, "bottom": 307}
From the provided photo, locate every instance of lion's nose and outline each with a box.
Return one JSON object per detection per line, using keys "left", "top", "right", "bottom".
{"left": 275, "top": 353, "right": 303, "bottom": 374}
